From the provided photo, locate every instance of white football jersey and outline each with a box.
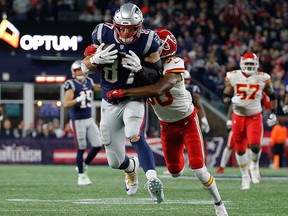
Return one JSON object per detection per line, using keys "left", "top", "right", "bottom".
{"left": 226, "top": 70, "right": 271, "bottom": 116}
{"left": 149, "top": 56, "right": 194, "bottom": 122}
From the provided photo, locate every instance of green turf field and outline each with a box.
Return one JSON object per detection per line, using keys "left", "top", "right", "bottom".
{"left": 0, "top": 165, "right": 287, "bottom": 216}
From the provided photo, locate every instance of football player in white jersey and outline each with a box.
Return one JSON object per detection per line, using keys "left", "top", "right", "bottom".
{"left": 106, "top": 28, "right": 228, "bottom": 216}
{"left": 222, "top": 52, "right": 277, "bottom": 190}
{"left": 63, "top": 60, "right": 102, "bottom": 186}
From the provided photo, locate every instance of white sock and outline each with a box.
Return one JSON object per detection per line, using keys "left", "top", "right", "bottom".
{"left": 125, "top": 158, "right": 136, "bottom": 173}
{"left": 250, "top": 149, "right": 262, "bottom": 168}
{"left": 146, "top": 169, "right": 157, "bottom": 180}
{"left": 236, "top": 152, "right": 249, "bottom": 177}
{"left": 220, "top": 148, "right": 232, "bottom": 168}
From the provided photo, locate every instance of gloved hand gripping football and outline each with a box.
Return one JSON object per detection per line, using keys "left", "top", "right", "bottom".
{"left": 106, "top": 89, "right": 124, "bottom": 100}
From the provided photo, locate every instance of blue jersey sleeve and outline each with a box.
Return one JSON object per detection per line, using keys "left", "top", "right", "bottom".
{"left": 64, "top": 80, "right": 74, "bottom": 92}
{"left": 140, "top": 29, "right": 161, "bottom": 57}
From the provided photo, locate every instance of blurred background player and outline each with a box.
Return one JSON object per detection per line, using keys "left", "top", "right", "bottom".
{"left": 217, "top": 106, "right": 234, "bottom": 174}
{"left": 0, "top": 107, "right": 3, "bottom": 122}
{"left": 183, "top": 70, "right": 210, "bottom": 134}
{"left": 282, "top": 78, "right": 288, "bottom": 114}
{"left": 106, "top": 28, "right": 228, "bottom": 216}
{"left": 222, "top": 52, "right": 277, "bottom": 190}
{"left": 270, "top": 119, "right": 287, "bottom": 168}
{"left": 217, "top": 93, "right": 271, "bottom": 174}
{"left": 63, "top": 60, "right": 102, "bottom": 186}
{"left": 81, "top": 3, "right": 164, "bottom": 203}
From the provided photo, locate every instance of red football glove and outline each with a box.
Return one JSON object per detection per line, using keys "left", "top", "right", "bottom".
{"left": 84, "top": 44, "right": 97, "bottom": 56}
{"left": 106, "top": 89, "right": 124, "bottom": 100}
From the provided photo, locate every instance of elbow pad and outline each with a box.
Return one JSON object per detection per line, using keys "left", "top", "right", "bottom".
{"left": 134, "top": 60, "right": 163, "bottom": 86}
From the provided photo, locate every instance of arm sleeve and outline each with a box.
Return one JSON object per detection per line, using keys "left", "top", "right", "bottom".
{"left": 134, "top": 60, "right": 163, "bottom": 86}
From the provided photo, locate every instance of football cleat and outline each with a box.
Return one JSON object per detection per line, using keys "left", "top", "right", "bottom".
{"left": 250, "top": 164, "right": 261, "bottom": 184}
{"left": 216, "top": 167, "right": 225, "bottom": 174}
{"left": 241, "top": 174, "right": 251, "bottom": 190}
{"left": 215, "top": 203, "right": 228, "bottom": 216}
{"left": 124, "top": 157, "right": 139, "bottom": 196}
{"left": 145, "top": 178, "right": 164, "bottom": 203}
{"left": 78, "top": 173, "right": 92, "bottom": 186}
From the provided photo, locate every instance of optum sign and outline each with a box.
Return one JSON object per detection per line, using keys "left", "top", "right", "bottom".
{"left": 20, "top": 35, "right": 83, "bottom": 51}
{"left": 0, "top": 19, "right": 83, "bottom": 52}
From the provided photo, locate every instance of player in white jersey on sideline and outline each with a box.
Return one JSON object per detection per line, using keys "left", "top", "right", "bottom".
{"left": 63, "top": 60, "right": 102, "bottom": 186}
{"left": 106, "top": 28, "right": 228, "bottom": 216}
{"left": 222, "top": 52, "right": 277, "bottom": 190}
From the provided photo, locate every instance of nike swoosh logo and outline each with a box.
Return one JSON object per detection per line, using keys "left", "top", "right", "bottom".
{"left": 175, "top": 60, "right": 180, "bottom": 64}
{"left": 125, "top": 183, "right": 129, "bottom": 191}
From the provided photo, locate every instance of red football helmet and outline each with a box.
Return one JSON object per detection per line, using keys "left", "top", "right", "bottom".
{"left": 240, "top": 51, "right": 259, "bottom": 75}
{"left": 155, "top": 28, "right": 177, "bottom": 58}
{"left": 113, "top": 3, "right": 144, "bottom": 44}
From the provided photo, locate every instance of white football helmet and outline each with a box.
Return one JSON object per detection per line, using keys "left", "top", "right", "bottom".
{"left": 71, "top": 60, "right": 86, "bottom": 81}
{"left": 113, "top": 3, "right": 144, "bottom": 44}
{"left": 240, "top": 52, "right": 259, "bottom": 75}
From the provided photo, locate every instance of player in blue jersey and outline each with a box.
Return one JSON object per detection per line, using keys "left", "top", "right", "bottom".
{"left": 81, "top": 3, "right": 164, "bottom": 203}
{"left": 63, "top": 60, "right": 102, "bottom": 186}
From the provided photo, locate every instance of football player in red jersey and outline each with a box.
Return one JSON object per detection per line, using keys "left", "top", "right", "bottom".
{"left": 222, "top": 52, "right": 277, "bottom": 190}
{"left": 106, "top": 28, "right": 228, "bottom": 216}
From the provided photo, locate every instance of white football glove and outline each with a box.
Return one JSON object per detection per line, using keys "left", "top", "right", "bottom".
{"left": 76, "top": 94, "right": 86, "bottom": 103}
{"left": 90, "top": 43, "right": 118, "bottom": 65}
{"left": 201, "top": 117, "right": 210, "bottom": 133}
{"left": 283, "top": 105, "right": 288, "bottom": 114}
{"left": 0, "top": 115, "right": 3, "bottom": 121}
{"left": 226, "top": 120, "right": 232, "bottom": 131}
{"left": 266, "top": 113, "right": 277, "bottom": 127}
{"left": 231, "top": 95, "right": 242, "bottom": 104}
{"left": 122, "top": 50, "right": 142, "bottom": 73}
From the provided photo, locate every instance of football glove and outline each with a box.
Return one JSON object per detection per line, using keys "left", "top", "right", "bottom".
{"left": 90, "top": 43, "right": 118, "bottom": 65}
{"left": 84, "top": 44, "right": 97, "bottom": 56}
{"left": 76, "top": 94, "right": 86, "bottom": 103}
{"left": 282, "top": 105, "right": 288, "bottom": 114}
{"left": 231, "top": 95, "right": 242, "bottom": 104}
{"left": 106, "top": 89, "right": 124, "bottom": 100}
{"left": 122, "top": 50, "right": 142, "bottom": 73}
{"left": 266, "top": 113, "right": 277, "bottom": 127}
{"left": 201, "top": 117, "right": 210, "bottom": 133}
{"left": 226, "top": 120, "right": 232, "bottom": 132}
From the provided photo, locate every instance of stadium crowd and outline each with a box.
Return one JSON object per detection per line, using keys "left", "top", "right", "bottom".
{"left": 0, "top": 0, "right": 288, "bottom": 134}
{"left": 1, "top": 0, "right": 287, "bottom": 107}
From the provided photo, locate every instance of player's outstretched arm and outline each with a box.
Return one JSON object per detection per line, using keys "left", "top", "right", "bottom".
{"left": 106, "top": 73, "right": 180, "bottom": 99}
